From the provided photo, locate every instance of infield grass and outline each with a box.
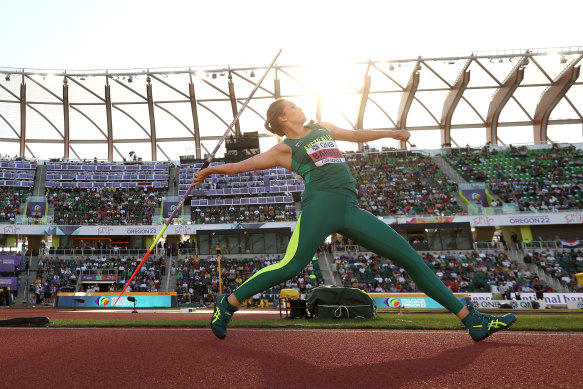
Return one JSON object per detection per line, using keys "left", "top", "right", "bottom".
{"left": 48, "top": 313, "right": 583, "bottom": 331}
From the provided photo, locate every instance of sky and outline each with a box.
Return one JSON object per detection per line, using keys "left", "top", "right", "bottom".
{"left": 1, "top": 0, "right": 582, "bottom": 159}
{"left": 3, "top": 0, "right": 580, "bottom": 70}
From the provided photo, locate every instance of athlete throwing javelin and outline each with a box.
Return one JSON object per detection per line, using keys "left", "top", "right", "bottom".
{"left": 192, "top": 99, "right": 516, "bottom": 341}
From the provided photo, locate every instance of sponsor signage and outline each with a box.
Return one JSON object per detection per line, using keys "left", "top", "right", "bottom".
{"left": 370, "top": 293, "right": 468, "bottom": 309}
{"left": 57, "top": 292, "right": 177, "bottom": 308}
{"left": 81, "top": 275, "right": 117, "bottom": 281}
{"left": 461, "top": 189, "right": 488, "bottom": 207}
{"left": 567, "top": 301, "right": 583, "bottom": 309}
{"left": 371, "top": 293, "right": 583, "bottom": 310}
{"left": 26, "top": 201, "right": 47, "bottom": 218}
{"left": 0, "top": 263, "right": 16, "bottom": 272}
{"left": 0, "top": 277, "right": 18, "bottom": 290}
{"left": 472, "top": 299, "right": 541, "bottom": 310}
{"left": 0, "top": 211, "right": 582, "bottom": 237}
{"left": 162, "top": 202, "right": 182, "bottom": 218}
{"left": 468, "top": 292, "right": 583, "bottom": 305}
{"left": 0, "top": 255, "right": 22, "bottom": 266}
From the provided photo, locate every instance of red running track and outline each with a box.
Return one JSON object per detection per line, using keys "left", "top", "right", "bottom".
{"left": 1, "top": 326, "right": 581, "bottom": 388}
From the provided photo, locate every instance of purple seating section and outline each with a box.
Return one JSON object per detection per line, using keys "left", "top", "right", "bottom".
{"left": 0, "top": 161, "right": 37, "bottom": 188}
{"left": 179, "top": 163, "right": 304, "bottom": 207}
{"left": 46, "top": 162, "right": 170, "bottom": 189}
{"left": 191, "top": 196, "right": 294, "bottom": 207}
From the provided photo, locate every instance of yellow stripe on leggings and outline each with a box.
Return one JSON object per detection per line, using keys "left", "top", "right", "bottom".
{"left": 241, "top": 213, "right": 303, "bottom": 285}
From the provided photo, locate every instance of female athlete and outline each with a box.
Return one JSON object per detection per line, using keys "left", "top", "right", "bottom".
{"left": 192, "top": 99, "right": 516, "bottom": 341}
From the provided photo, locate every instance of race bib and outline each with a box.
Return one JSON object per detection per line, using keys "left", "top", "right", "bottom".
{"left": 306, "top": 139, "right": 345, "bottom": 166}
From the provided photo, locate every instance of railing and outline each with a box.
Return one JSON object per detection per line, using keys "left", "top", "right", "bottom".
{"left": 45, "top": 248, "right": 149, "bottom": 257}
{"left": 332, "top": 244, "right": 363, "bottom": 253}
{"left": 474, "top": 241, "right": 504, "bottom": 250}
{"left": 521, "top": 241, "right": 574, "bottom": 249}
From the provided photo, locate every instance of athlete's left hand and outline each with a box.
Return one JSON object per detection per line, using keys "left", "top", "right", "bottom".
{"left": 391, "top": 129, "right": 411, "bottom": 142}
{"left": 192, "top": 168, "right": 212, "bottom": 187}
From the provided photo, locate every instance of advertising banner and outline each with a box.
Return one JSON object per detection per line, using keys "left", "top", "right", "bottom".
{"left": 0, "top": 277, "right": 18, "bottom": 290}
{"left": 461, "top": 189, "right": 489, "bottom": 207}
{"left": 370, "top": 293, "right": 469, "bottom": 309}
{"left": 57, "top": 292, "right": 177, "bottom": 308}
{"left": 0, "top": 263, "right": 16, "bottom": 273}
{"left": 472, "top": 299, "right": 543, "bottom": 310}
{"left": 25, "top": 201, "right": 47, "bottom": 218}
{"left": 81, "top": 275, "right": 117, "bottom": 282}
{"left": 162, "top": 201, "right": 182, "bottom": 218}
{"left": 0, "top": 255, "right": 23, "bottom": 266}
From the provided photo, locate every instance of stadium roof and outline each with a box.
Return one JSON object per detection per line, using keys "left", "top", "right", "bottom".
{"left": 1, "top": 46, "right": 582, "bottom": 161}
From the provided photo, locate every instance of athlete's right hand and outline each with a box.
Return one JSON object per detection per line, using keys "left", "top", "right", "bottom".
{"left": 391, "top": 129, "right": 411, "bottom": 142}
{"left": 192, "top": 168, "right": 212, "bottom": 187}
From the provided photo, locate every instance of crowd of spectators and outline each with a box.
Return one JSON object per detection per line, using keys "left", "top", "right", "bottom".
{"left": 447, "top": 144, "right": 583, "bottom": 212}
{"left": 331, "top": 250, "right": 543, "bottom": 296}
{"left": 174, "top": 255, "right": 324, "bottom": 306}
{"left": 33, "top": 255, "right": 166, "bottom": 304}
{"left": 525, "top": 249, "right": 583, "bottom": 291}
{"left": 47, "top": 187, "right": 164, "bottom": 225}
{"left": 345, "top": 152, "right": 464, "bottom": 217}
{"left": 191, "top": 204, "right": 297, "bottom": 224}
{"left": 0, "top": 187, "right": 30, "bottom": 223}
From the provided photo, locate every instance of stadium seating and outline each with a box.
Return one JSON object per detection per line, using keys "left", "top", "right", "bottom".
{"left": 445, "top": 144, "right": 583, "bottom": 211}
{"left": 0, "top": 160, "right": 37, "bottom": 188}
{"left": 174, "top": 255, "right": 324, "bottom": 305}
{"left": 345, "top": 152, "right": 465, "bottom": 217}
{"left": 46, "top": 161, "right": 169, "bottom": 189}
{"left": 527, "top": 249, "right": 583, "bottom": 290}
{"left": 0, "top": 159, "right": 36, "bottom": 223}
{"left": 47, "top": 187, "right": 163, "bottom": 225}
{"left": 35, "top": 255, "right": 166, "bottom": 303}
{"left": 0, "top": 186, "right": 30, "bottom": 223}
{"left": 334, "top": 250, "right": 529, "bottom": 294}
{"left": 180, "top": 162, "right": 300, "bottom": 223}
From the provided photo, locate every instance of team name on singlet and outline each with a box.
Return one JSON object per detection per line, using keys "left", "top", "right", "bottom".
{"left": 303, "top": 134, "right": 345, "bottom": 166}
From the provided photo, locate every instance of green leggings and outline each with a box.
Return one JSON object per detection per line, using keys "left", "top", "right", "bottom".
{"left": 233, "top": 189, "right": 464, "bottom": 314}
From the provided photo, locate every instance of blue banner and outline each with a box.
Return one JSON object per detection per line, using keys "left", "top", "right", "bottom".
{"left": 371, "top": 293, "right": 468, "bottom": 309}
{"left": 57, "top": 293, "right": 176, "bottom": 308}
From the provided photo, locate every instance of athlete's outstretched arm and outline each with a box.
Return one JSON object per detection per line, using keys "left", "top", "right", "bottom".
{"left": 192, "top": 143, "right": 291, "bottom": 186}
{"left": 318, "top": 121, "right": 410, "bottom": 143}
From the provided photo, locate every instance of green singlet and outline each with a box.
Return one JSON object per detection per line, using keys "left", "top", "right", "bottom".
{"left": 233, "top": 124, "right": 464, "bottom": 315}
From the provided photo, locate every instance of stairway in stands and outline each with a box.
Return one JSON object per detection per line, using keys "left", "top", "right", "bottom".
{"left": 32, "top": 164, "right": 47, "bottom": 196}
{"left": 167, "top": 165, "right": 180, "bottom": 197}
{"left": 16, "top": 256, "right": 41, "bottom": 305}
{"left": 161, "top": 256, "right": 177, "bottom": 292}
{"left": 318, "top": 252, "right": 339, "bottom": 286}
{"left": 505, "top": 249, "right": 571, "bottom": 293}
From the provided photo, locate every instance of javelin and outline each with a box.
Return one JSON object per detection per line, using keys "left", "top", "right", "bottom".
{"left": 113, "top": 49, "right": 282, "bottom": 307}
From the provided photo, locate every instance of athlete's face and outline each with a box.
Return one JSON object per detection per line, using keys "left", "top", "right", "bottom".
{"left": 280, "top": 101, "right": 306, "bottom": 125}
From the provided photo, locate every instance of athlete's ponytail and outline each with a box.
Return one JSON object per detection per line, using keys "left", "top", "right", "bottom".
{"left": 264, "top": 99, "right": 287, "bottom": 137}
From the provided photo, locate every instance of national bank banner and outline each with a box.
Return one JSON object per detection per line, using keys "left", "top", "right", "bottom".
{"left": 461, "top": 189, "right": 488, "bottom": 207}
{"left": 162, "top": 201, "right": 182, "bottom": 218}
{"left": 468, "top": 292, "right": 583, "bottom": 306}
{"left": 0, "top": 277, "right": 18, "bottom": 290}
{"left": 25, "top": 201, "right": 48, "bottom": 218}
{"left": 57, "top": 292, "right": 177, "bottom": 308}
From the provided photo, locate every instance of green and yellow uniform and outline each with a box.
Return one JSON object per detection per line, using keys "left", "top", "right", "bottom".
{"left": 233, "top": 124, "right": 464, "bottom": 314}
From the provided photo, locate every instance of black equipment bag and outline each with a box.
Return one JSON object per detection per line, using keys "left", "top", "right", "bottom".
{"left": 307, "top": 286, "right": 376, "bottom": 319}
